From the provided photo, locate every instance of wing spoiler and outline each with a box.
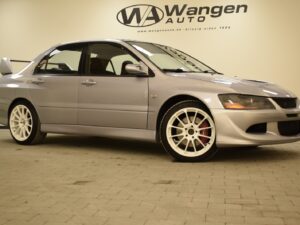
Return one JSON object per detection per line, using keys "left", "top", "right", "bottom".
{"left": 0, "top": 57, "right": 31, "bottom": 75}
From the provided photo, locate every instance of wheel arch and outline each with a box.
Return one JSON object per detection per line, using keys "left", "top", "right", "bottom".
{"left": 156, "top": 94, "right": 212, "bottom": 141}
{"left": 8, "top": 98, "right": 37, "bottom": 116}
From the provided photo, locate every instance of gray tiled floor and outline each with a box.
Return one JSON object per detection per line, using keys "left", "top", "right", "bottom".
{"left": 0, "top": 130, "right": 299, "bottom": 225}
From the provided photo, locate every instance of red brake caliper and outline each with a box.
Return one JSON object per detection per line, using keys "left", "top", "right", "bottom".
{"left": 199, "top": 120, "right": 210, "bottom": 145}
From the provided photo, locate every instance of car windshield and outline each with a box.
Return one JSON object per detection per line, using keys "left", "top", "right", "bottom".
{"left": 127, "top": 41, "right": 217, "bottom": 73}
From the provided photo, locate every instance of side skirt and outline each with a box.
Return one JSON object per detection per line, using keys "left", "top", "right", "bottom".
{"left": 41, "top": 124, "right": 156, "bottom": 142}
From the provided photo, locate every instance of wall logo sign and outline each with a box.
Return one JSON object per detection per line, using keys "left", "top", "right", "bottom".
{"left": 117, "top": 4, "right": 248, "bottom": 28}
{"left": 117, "top": 4, "right": 164, "bottom": 27}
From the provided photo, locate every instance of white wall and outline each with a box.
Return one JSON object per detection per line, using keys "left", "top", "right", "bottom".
{"left": 0, "top": 0, "right": 299, "bottom": 96}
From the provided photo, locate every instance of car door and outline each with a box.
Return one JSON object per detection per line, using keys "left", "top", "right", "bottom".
{"left": 29, "top": 43, "right": 84, "bottom": 125}
{"left": 78, "top": 42, "right": 149, "bottom": 129}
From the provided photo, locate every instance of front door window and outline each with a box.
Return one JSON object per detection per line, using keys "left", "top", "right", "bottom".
{"left": 86, "top": 43, "right": 139, "bottom": 76}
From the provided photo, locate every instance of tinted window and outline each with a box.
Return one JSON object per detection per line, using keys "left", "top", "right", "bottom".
{"left": 86, "top": 43, "right": 139, "bottom": 76}
{"left": 36, "top": 45, "right": 83, "bottom": 74}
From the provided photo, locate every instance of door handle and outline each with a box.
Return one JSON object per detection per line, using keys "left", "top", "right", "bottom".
{"left": 81, "top": 79, "right": 97, "bottom": 86}
{"left": 31, "top": 78, "right": 45, "bottom": 84}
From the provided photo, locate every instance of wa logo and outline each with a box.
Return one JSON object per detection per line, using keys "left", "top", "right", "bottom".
{"left": 117, "top": 4, "right": 164, "bottom": 27}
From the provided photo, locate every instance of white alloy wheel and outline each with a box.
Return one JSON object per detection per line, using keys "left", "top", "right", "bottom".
{"left": 166, "top": 107, "right": 216, "bottom": 158}
{"left": 9, "top": 105, "right": 33, "bottom": 141}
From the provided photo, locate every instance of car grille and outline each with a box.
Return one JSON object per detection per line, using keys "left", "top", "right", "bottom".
{"left": 272, "top": 97, "right": 297, "bottom": 109}
{"left": 278, "top": 120, "right": 300, "bottom": 136}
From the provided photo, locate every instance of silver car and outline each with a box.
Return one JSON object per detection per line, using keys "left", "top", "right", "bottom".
{"left": 0, "top": 39, "right": 299, "bottom": 161}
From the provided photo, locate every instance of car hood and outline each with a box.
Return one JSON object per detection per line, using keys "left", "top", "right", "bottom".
{"left": 167, "top": 72, "right": 296, "bottom": 98}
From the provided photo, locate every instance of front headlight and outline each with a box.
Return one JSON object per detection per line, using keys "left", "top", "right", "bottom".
{"left": 218, "top": 94, "right": 275, "bottom": 110}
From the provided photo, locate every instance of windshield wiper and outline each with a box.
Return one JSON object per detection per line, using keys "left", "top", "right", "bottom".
{"left": 162, "top": 68, "right": 187, "bottom": 73}
{"left": 202, "top": 70, "right": 223, "bottom": 75}
{"left": 162, "top": 68, "right": 223, "bottom": 75}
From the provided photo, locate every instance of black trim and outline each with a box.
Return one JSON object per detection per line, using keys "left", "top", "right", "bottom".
{"left": 11, "top": 60, "right": 31, "bottom": 63}
{"left": 287, "top": 114, "right": 298, "bottom": 118}
{"left": 272, "top": 97, "right": 297, "bottom": 109}
{"left": 278, "top": 120, "right": 300, "bottom": 136}
{"left": 246, "top": 123, "right": 267, "bottom": 134}
{"left": 78, "top": 44, "right": 88, "bottom": 74}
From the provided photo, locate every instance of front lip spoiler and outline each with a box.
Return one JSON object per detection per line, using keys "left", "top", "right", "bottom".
{"left": 217, "top": 133, "right": 300, "bottom": 147}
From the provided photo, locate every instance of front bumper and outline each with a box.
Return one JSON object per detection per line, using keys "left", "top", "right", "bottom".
{"left": 213, "top": 107, "right": 300, "bottom": 147}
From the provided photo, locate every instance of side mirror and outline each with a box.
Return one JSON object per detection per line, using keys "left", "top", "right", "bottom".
{"left": 125, "top": 64, "right": 148, "bottom": 77}
{"left": 0, "top": 57, "right": 13, "bottom": 75}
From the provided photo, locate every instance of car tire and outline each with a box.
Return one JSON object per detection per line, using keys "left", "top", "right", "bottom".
{"left": 9, "top": 101, "right": 46, "bottom": 145}
{"left": 160, "top": 100, "right": 218, "bottom": 162}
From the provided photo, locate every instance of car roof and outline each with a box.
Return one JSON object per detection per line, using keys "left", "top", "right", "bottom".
{"left": 58, "top": 39, "right": 146, "bottom": 46}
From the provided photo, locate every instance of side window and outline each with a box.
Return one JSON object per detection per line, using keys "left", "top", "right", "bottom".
{"left": 35, "top": 45, "right": 83, "bottom": 74}
{"left": 86, "top": 43, "right": 139, "bottom": 76}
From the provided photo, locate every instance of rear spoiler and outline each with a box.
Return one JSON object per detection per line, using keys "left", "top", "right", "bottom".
{"left": 11, "top": 59, "right": 31, "bottom": 63}
{"left": 0, "top": 58, "right": 31, "bottom": 75}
